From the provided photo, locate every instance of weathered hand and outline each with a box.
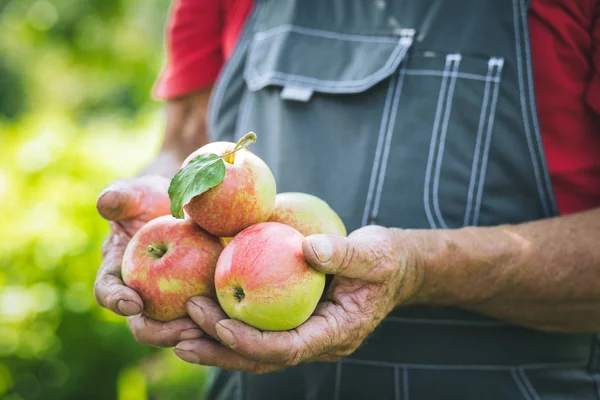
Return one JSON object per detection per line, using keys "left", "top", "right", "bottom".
{"left": 173, "top": 225, "right": 422, "bottom": 373}
{"left": 93, "top": 175, "right": 204, "bottom": 346}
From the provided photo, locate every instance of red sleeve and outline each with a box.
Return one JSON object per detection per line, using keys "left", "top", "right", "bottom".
{"left": 585, "top": 3, "right": 600, "bottom": 116}
{"left": 529, "top": 0, "right": 600, "bottom": 214}
{"left": 153, "top": 0, "right": 224, "bottom": 100}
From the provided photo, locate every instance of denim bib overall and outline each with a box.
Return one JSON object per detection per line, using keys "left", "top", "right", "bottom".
{"left": 206, "top": 0, "right": 600, "bottom": 398}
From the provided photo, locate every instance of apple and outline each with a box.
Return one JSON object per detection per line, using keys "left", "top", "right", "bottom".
{"left": 182, "top": 141, "right": 276, "bottom": 237}
{"left": 214, "top": 222, "right": 325, "bottom": 331}
{"left": 122, "top": 215, "right": 223, "bottom": 321}
{"left": 268, "top": 192, "right": 347, "bottom": 237}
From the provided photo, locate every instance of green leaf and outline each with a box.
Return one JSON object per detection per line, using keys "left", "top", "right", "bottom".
{"left": 168, "top": 153, "right": 226, "bottom": 218}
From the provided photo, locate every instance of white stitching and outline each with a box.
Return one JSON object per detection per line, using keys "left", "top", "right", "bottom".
{"left": 473, "top": 58, "right": 504, "bottom": 226}
{"left": 404, "top": 69, "right": 500, "bottom": 82}
{"left": 512, "top": 369, "right": 534, "bottom": 400}
{"left": 248, "top": 44, "right": 402, "bottom": 89}
{"left": 370, "top": 66, "right": 407, "bottom": 223}
{"left": 247, "top": 39, "right": 411, "bottom": 92}
{"left": 334, "top": 361, "right": 342, "bottom": 400}
{"left": 208, "top": 39, "right": 251, "bottom": 139}
{"left": 511, "top": 0, "right": 550, "bottom": 217}
{"left": 385, "top": 316, "right": 508, "bottom": 327}
{"left": 518, "top": 369, "right": 542, "bottom": 400}
{"left": 403, "top": 368, "right": 409, "bottom": 400}
{"left": 244, "top": 26, "right": 414, "bottom": 93}
{"left": 362, "top": 73, "right": 399, "bottom": 226}
{"left": 208, "top": 10, "right": 256, "bottom": 140}
{"left": 464, "top": 61, "right": 495, "bottom": 227}
{"left": 423, "top": 55, "right": 453, "bottom": 228}
{"left": 519, "top": 0, "right": 558, "bottom": 216}
{"left": 255, "top": 24, "right": 401, "bottom": 44}
{"left": 432, "top": 54, "right": 462, "bottom": 229}
{"left": 342, "top": 358, "right": 586, "bottom": 371}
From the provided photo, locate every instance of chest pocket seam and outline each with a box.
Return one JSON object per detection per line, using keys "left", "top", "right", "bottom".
{"left": 424, "top": 55, "right": 505, "bottom": 229}
{"left": 364, "top": 51, "right": 507, "bottom": 229}
{"left": 244, "top": 25, "right": 414, "bottom": 94}
{"left": 238, "top": 25, "right": 416, "bottom": 231}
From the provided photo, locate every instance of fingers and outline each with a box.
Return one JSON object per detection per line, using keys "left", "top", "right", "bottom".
{"left": 94, "top": 175, "right": 172, "bottom": 316}
{"left": 174, "top": 339, "right": 281, "bottom": 374}
{"left": 186, "top": 296, "right": 229, "bottom": 339}
{"left": 303, "top": 229, "right": 391, "bottom": 282}
{"left": 186, "top": 295, "right": 341, "bottom": 365}
{"left": 182, "top": 297, "right": 284, "bottom": 373}
{"left": 94, "top": 271, "right": 143, "bottom": 316}
{"left": 128, "top": 315, "right": 203, "bottom": 347}
{"left": 97, "top": 175, "right": 171, "bottom": 222}
{"left": 94, "top": 226, "right": 143, "bottom": 316}
{"left": 214, "top": 302, "right": 344, "bottom": 366}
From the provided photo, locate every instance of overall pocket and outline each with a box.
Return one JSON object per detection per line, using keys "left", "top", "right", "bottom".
{"left": 238, "top": 25, "right": 414, "bottom": 232}
{"left": 238, "top": 23, "right": 511, "bottom": 231}
{"left": 369, "top": 51, "right": 507, "bottom": 229}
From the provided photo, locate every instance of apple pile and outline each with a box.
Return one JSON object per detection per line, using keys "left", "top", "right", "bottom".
{"left": 122, "top": 133, "right": 346, "bottom": 331}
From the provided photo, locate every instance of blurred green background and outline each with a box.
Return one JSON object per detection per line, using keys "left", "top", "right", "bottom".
{"left": 0, "top": 0, "right": 209, "bottom": 398}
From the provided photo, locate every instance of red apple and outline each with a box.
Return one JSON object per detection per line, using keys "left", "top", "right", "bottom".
{"left": 182, "top": 141, "right": 276, "bottom": 237}
{"left": 268, "top": 192, "right": 347, "bottom": 237}
{"left": 122, "top": 215, "right": 223, "bottom": 321}
{"left": 214, "top": 222, "right": 325, "bottom": 331}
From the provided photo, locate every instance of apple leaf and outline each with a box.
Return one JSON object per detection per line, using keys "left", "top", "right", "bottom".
{"left": 168, "top": 153, "right": 226, "bottom": 219}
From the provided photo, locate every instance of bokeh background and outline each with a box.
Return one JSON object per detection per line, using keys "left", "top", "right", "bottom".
{"left": 0, "top": 0, "right": 209, "bottom": 398}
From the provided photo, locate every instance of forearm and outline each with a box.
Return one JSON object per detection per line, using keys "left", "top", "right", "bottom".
{"left": 138, "top": 152, "right": 184, "bottom": 178}
{"left": 407, "top": 207, "right": 600, "bottom": 332}
{"left": 139, "top": 88, "right": 212, "bottom": 178}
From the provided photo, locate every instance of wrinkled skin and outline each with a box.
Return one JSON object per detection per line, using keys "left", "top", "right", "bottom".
{"left": 94, "top": 175, "right": 205, "bottom": 346}
{"left": 94, "top": 175, "right": 600, "bottom": 370}
{"left": 172, "top": 226, "right": 423, "bottom": 373}
{"left": 93, "top": 175, "right": 423, "bottom": 363}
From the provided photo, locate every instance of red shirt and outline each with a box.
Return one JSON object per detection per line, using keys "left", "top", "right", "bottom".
{"left": 154, "top": 0, "right": 600, "bottom": 215}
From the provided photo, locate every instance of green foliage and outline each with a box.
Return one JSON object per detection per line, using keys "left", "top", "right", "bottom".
{"left": 0, "top": 0, "right": 208, "bottom": 399}
{"left": 169, "top": 154, "right": 226, "bottom": 219}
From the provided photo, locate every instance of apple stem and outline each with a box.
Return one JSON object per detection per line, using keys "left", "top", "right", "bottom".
{"left": 222, "top": 132, "right": 257, "bottom": 164}
{"left": 146, "top": 244, "right": 166, "bottom": 258}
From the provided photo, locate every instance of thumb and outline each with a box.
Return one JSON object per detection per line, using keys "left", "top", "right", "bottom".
{"left": 97, "top": 175, "right": 171, "bottom": 222}
{"left": 303, "top": 234, "right": 379, "bottom": 281}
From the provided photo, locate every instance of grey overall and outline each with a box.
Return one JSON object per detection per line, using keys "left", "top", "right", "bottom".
{"left": 206, "top": 0, "right": 600, "bottom": 398}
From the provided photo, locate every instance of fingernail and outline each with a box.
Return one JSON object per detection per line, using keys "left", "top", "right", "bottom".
{"left": 310, "top": 235, "right": 333, "bottom": 263}
{"left": 180, "top": 328, "right": 203, "bottom": 340}
{"left": 216, "top": 323, "right": 236, "bottom": 347}
{"left": 97, "top": 189, "right": 123, "bottom": 218}
{"left": 118, "top": 300, "right": 142, "bottom": 316}
{"left": 188, "top": 298, "right": 205, "bottom": 325}
{"left": 174, "top": 345, "right": 198, "bottom": 363}
{"left": 176, "top": 341, "right": 195, "bottom": 351}
{"left": 97, "top": 187, "right": 114, "bottom": 201}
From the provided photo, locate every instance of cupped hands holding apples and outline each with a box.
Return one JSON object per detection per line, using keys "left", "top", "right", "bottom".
{"left": 94, "top": 133, "right": 424, "bottom": 372}
{"left": 95, "top": 175, "right": 204, "bottom": 346}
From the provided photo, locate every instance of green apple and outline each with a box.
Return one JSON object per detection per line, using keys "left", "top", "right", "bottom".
{"left": 268, "top": 192, "right": 347, "bottom": 236}
{"left": 214, "top": 222, "right": 325, "bottom": 331}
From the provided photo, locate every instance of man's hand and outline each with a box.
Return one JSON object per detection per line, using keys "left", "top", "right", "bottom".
{"left": 94, "top": 175, "right": 204, "bottom": 346}
{"left": 172, "top": 226, "right": 424, "bottom": 373}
